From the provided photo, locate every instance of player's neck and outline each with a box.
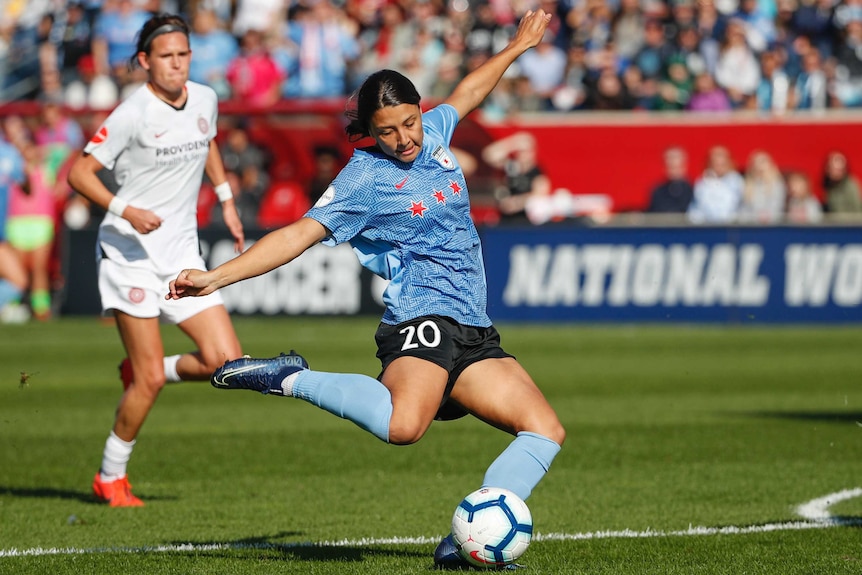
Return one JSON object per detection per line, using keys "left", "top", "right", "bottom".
{"left": 147, "top": 82, "right": 188, "bottom": 109}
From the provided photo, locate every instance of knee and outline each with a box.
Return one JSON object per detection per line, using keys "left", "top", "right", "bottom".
{"left": 547, "top": 421, "right": 567, "bottom": 447}
{"left": 132, "top": 368, "right": 166, "bottom": 398}
{"left": 525, "top": 418, "right": 566, "bottom": 447}
{"left": 387, "top": 418, "right": 430, "bottom": 446}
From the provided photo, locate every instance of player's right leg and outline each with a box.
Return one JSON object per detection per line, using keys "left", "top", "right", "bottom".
{"left": 93, "top": 312, "right": 165, "bottom": 507}
{"left": 211, "top": 354, "right": 447, "bottom": 445}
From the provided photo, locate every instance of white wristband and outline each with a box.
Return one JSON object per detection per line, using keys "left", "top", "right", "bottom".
{"left": 108, "top": 196, "right": 128, "bottom": 217}
{"left": 214, "top": 181, "right": 233, "bottom": 202}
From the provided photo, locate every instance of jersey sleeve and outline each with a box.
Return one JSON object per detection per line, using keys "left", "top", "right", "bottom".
{"left": 304, "top": 154, "right": 374, "bottom": 246}
{"left": 83, "top": 104, "right": 136, "bottom": 171}
{"left": 422, "top": 104, "right": 459, "bottom": 146}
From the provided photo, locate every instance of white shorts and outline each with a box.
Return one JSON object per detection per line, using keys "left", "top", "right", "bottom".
{"left": 98, "top": 257, "right": 224, "bottom": 324}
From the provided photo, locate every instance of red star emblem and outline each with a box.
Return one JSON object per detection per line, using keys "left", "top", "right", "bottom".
{"left": 409, "top": 200, "right": 428, "bottom": 217}
{"left": 433, "top": 190, "right": 447, "bottom": 204}
{"left": 449, "top": 180, "right": 462, "bottom": 195}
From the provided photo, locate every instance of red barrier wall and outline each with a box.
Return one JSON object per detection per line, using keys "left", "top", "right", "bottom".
{"left": 3, "top": 99, "right": 860, "bottom": 215}
{"left": 478, "top": 111, "right": 862, "bottom": 212}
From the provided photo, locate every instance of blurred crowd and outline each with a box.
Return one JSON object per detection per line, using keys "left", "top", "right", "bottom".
{"left": 2, "top": 0, "right": 862, "bottom": 112}
{"left": 3, "top": 0, "right": 862, "bottom": 324}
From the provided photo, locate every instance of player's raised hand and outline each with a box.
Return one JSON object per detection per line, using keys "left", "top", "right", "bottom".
{"left": 511, "top": 9, "right": 553, "bottom": 52}
{"left": 166, "top": 268, "right": 215, "bottom": 300}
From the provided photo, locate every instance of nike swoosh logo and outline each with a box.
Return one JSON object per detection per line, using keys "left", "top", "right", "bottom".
{"left": 395, "top": 176, "right": 408, "bottom": 189}
{"left": 211, "top": 364, "right": 261, "bottom": 387}
{"left": 469, "top": 551, "right": 498, "bottom": 565}
{"left": 154, "top": 131, "right": 168, "bottom": 138}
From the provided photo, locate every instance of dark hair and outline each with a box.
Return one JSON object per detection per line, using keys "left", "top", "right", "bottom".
{"left": 344, "top": 70, "right": 421, "bottom": 141}
{"left": 129, "top": 13, "right": 190, "bottom": 69}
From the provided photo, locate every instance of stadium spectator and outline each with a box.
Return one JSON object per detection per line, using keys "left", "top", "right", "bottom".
{"left": 352, "top": 1, "right": 414, "bottom": 90}
{"left": 793, "top": 45, "right": 828, "bottom": 109}
{"left": 784, "top": 170, "right": 824, "bottom": 222}
{"left": 91, "top": 0, "right": 150, "bottom": 80}
{"left": 733, "top": 0, "right": 778, "bottom": 53}
{"left": 209, "top": 169, "right": 262, "bottom": 229}
{"left": 58, "top": 2, "right": 94, "bottom": 88}
{"left": 63, "top": 53, "right": 119, "bottom": 110}
{"left": 673, "top": 23, "right": 709, "bottom": 79}
{"left": 832, "top": 15, "right": 862, "bottom": 107}
{"left": 822, "top": 150, "right": 862, "bottom": 213}
{"left": 307, "top": 144, "right": 343, "bottom": 205}
{"left": 34, "top": 95, "right": 85, "bottom": 183}
{"left": 231, "top": 0, "right": 287, "bottom": 38}
{"left": 687, "top": 144, "right": 744, "bottom": 223}
{"left": 755, "top": 45, "right": 791, "bottom": 112}
{"left": 167, "top": 11, "right": 565, "bottom": 572}
{"left": 481, "top": 131, "right": 552, "bottom": 225}
{"left": 687, "top": 70, "right": 733, "bottom": 110}
{"left": 584, "top": 66, "right": 636, "bottom": 109}
{"left": 694, "top": 0, "right": 727, "bottom": 74}
{"left": 655, "top": 54, "right": 694, "bottom": 109}
{"left": 276, "top": 0, "right": 360, "bottom": 99}
{"left": 647, "top": 146, "right": 694, "bottom": 213}
{"left": 0, "top": 127, "right": 29, "bottom": 324}
{"left": 5, "top": 138, "right": 61, "bottom": 321}
{"left": 621, "top": 62, "right": 655, "bottom": 108}
{"left": 515, "top": 30, "right": 568, "bottom": 109}
{"left": 220, "top": 124, "right": 270, "bottom": 179}
{"left": 633, "top": 18, "right": 674, "bottom": 82}
{"left": 225, "top": 28, "right": 283, "bottom": 108}
{"left": 738, "top": 150, "right": 786, "bottom": 223}
{"left": 791, "top": 0, "right": 837, "bottom": 58}
{"left": 611, "top": 0, "right": 647, "bottom": 61}
{"left": 67, "top": 13, "right": 245, "bottom": 508}
{"left": 714, "top": 18, "right": 761, "bottom": 108}
{"left": 188, "top": 7, "right": 238, "bottom": 100}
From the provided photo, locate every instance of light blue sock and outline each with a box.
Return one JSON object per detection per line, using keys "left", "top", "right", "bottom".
{"left": 482, "top": 431, "right": 561, "bottom": 501}
{"left": 288, "top": 370, "right": 393, "bottom": 442}
{"left": 0, "top": 280, "right": 22, "bottom": 308}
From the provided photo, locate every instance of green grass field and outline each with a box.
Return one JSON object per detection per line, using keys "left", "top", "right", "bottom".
{"left": 1, "top": 317, "right": 861, "bottom": 574}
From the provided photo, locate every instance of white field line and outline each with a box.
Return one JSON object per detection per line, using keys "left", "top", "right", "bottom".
{"left": 1, "top": 488, "right": 860, "bottom": 559}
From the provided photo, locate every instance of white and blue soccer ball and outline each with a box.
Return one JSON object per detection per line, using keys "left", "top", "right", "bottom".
{"left": 450, "top": 487, "right": 533, "bottom": 567}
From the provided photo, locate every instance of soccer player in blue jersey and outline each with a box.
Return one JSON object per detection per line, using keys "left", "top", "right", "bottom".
{"left": 168, "top": 9, "right": 564, "bottom": 568}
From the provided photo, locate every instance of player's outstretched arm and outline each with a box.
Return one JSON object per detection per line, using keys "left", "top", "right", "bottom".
{"left": 443, "top": 9, "right": 551, "bottom": 121}
{"left": 166, "top": 217, "right": 328, "bottom": 299}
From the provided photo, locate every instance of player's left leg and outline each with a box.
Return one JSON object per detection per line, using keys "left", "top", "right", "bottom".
{"left": 450, "top": 357, "right": 566, "bottom": 501}
{"left": 435, "top": 358, "right": 564, "bottom": 567}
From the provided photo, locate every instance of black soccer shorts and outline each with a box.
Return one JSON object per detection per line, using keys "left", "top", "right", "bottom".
{"left": 374, "top": 314, "right": 514, "bottom": 420}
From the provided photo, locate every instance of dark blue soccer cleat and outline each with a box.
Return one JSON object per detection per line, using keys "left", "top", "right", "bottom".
{"left": 211, "top": 351, "right": 309, "bottom": 395}
{"left": 434, "top": 534, "right": 469, "bottom": 570}
{"left": 433, "top": 534, "right": 526, "bottom": 571}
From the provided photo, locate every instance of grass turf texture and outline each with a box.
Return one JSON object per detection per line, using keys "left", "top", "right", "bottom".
{"left": 1, "top": 317, "right": 860, "bottom": 574}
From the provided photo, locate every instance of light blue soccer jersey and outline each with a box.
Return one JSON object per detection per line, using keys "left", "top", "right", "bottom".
{"left": 305, "top": 104, "right": 490, "bottom": 327}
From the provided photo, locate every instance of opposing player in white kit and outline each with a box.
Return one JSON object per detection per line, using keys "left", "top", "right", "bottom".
{"left": 67, "top": 13, "right": 245, "bottom": 507}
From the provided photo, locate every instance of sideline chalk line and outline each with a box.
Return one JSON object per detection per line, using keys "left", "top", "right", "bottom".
{"left": 1, "top": 487, "right": 860, "bottom": 558}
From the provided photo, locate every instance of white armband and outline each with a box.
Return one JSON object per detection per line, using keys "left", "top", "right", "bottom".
{"left": 214, "top": 181, "right": 233, "bottom": 202}
{"left": 108, "top": 196, "right": 128, "bottom": 217}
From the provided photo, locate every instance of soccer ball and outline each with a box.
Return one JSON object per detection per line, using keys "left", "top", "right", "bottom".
{"left": 450, "top": 487, "right": 533, "bottom": 567}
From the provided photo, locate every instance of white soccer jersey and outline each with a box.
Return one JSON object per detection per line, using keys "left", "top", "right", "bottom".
{"left": 84, "top": 81, "right": 217, "bottom": 274}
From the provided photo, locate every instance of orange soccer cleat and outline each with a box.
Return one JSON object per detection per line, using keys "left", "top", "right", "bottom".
{"left": 92, "top": 473, "right": 144, "bottom": 507}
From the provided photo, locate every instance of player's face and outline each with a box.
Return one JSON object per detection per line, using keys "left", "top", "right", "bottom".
{"left": 369, "top": 104, "right": 424, "bottom": 163}
{"left": 139, "top": 32, "right": 191, "bottom": 101}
